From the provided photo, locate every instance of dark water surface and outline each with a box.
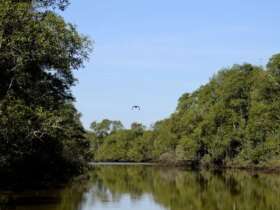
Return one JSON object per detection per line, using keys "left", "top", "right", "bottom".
{"left": 1, "top": 165, "right": 280, "bottom": 210}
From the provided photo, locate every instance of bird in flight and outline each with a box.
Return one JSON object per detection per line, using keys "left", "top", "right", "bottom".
{"left": 132, "top": 105, "right": 141, "bottom": 111}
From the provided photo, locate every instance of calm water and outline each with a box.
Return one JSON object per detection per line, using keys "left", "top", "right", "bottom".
{"left": 1, "top": 165, "right": 280, "bottom": 210}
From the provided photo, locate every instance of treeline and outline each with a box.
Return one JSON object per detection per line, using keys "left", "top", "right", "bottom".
{"left": 88, "top": 55, "right": 280, "bottom": 167}
{"left": 87, "top": 120, "right": 153, "bottom": 162}
{"left": 0, "top": 0, "right": 91, "bottom": 182}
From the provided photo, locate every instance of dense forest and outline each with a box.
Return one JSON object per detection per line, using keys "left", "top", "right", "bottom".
{"left": 0, "top": 0, "right": 91, "bottom": 182}
{"left": 88, "top": 55, "right": 280, "bottom": 168}
{"left": 1, "top": 0, "right": 280, "bottom": 185}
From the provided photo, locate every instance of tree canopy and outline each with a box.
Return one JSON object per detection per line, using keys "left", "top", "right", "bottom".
{"left": 89, "top": 55, "right": 280, "bottom": 168}
{"left": 0, "top": 0, "right": 91, "bottom": 181}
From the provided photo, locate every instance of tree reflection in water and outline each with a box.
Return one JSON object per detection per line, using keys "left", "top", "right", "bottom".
{"left": 1, "top": 166, "right": 280, "bottom": 210}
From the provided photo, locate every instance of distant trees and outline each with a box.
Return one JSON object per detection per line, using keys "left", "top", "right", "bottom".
{"left": 88, "top": 120, "right": 153, "bottom": 162}
{"left": 0, "top": 0, "right": 91, "bottom": 180}
{"left": 90, "top": 119, "right": 124, "bottom": 138}
{"left": 89, "top": 55, "right": 280, "bottom": 167}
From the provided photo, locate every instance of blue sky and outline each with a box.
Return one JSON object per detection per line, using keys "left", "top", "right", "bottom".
{"left": 62, "top": 0, "right": 280, "bottom": 128}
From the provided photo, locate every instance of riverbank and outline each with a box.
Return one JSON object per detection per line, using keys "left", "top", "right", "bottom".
{"left": 89, "top": 162, "right": 157, "bottom": 166}
{"left": 89, "top": 161, "right": 280, "bottom": 174}
{"left": 221, "top": 160, "right": 280, "bottom": 174}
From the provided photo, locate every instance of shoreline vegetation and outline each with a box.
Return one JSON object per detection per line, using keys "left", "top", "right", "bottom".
{"left": 87, "top": 56, "right": 280, "bottom": 173}
{"left": 89, "top": 161, "right": 280, "bottom": 173}
{"left": 0, "top": 0, "right": 91, "bottom": 185}
{"left": 1, "top": 0, "right": 280, "bottom": 189}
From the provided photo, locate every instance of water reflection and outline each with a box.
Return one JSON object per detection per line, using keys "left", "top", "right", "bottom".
{"left": 1, "top": 166, "right": 280, "bottom": 210}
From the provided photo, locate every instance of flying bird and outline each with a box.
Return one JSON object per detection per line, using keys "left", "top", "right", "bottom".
{"left": 132, "top": 105, "right": 141, "bottom": 111}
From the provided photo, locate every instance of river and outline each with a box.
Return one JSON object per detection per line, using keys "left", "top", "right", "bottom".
{"left": 1, "top": 165, "right": 280, "bottom": 210}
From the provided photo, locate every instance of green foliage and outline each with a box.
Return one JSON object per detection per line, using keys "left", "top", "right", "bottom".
{"left": 0, "top": 0, "right": 91, "bottom": 180}
{"left": 89, "top": 55, "right": 280, "bottom": 167}
{"left": 152, "top": 119, "right": 177, "bottom": 160}
{"left": 88, "top": 121, "right": 152, "bottom": 162}
{"left": 90, "top": 119, "right": 123, "bottom": 138}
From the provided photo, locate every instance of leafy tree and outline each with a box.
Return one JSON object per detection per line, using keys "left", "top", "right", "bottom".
{"left": 89, "top": 54, "right": 280, "bottom": 168}
{"left": 90, "top": 119, "right": 124, "bottom": 138}
{"left": 0, "top": 0, "right": 91, "bottom": 180}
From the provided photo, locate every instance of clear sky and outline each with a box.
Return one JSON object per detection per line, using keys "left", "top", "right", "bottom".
{"left": 62, "top": 0, "right": 280, "bottom": 128}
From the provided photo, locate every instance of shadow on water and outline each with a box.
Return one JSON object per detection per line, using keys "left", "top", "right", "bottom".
{"left": 1, "top": 165, "right": 280, "bottom": 210}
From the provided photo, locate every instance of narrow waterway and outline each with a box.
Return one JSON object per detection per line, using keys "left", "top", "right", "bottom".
{"left": 1, "top": 165, "right": 280, "bottom": 210}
